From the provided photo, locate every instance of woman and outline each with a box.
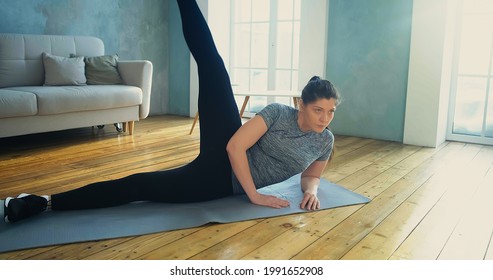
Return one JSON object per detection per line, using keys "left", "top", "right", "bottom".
{"left": 3, "top": 0, "right": 340, "bottom": 223}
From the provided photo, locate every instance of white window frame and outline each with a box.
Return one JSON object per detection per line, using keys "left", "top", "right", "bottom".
{"left": 229, "top": 0, "right": 301, "bottom": 116}
{"left": 446, "top": 0, "right": 493, "bottom": 145}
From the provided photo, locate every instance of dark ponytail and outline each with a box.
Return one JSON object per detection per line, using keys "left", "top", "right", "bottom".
{"left": 301, "top": 76, "right": 341, "bottom": 105}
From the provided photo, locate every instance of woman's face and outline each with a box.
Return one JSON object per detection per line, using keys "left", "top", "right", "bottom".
{"left": 299, "top": 98, "right": 337, "bottom": 133}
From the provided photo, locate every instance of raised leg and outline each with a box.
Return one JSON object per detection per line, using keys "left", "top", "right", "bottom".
{"left": 177, "top": 0, "right": 242, "bottom": 154}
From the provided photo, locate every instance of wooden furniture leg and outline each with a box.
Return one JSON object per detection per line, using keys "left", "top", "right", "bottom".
{"left": 239, "top": 96, "right": 250, "bottom": 118}
{"left": 293, "top": 97, "right": 300, "bottom": 109}
{"left": 189, "top": 112, "right": 200, "bottom": 135}
{"left": 123, "top": 121, "right": 135, "bottom": 135}
{"left": 127, "top": 121, "right": 135, "bottom": 135}
{"left": 189, "top": 95, "right": 251, "bottom": 135}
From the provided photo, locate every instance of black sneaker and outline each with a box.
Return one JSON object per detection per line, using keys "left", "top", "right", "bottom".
{"left": 4, "top": 193, "right": 48, "bottom": 223}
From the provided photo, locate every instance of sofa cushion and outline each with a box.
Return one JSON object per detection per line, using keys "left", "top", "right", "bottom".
{"left": 0, "top": 89, "right": 38, "bottom": 118}
{"left": 80, "top": 54, "right": 124, "bottom": 85}
{"left": 43, "top": 52, "right": 87, "bottom": 86}
{"left": 7, "top": 85, "right": 142, "bottom": 116}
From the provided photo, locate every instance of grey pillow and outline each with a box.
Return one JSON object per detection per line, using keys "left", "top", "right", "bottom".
{"left": 82, "top": 54, "right": 124, "bottom": 85}
{"left": 42, "top": 52, "right": 87, "bottom": 86}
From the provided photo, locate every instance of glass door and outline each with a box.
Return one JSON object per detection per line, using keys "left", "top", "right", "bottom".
{"left": 447, "top": 0, "right": 493, "bottom": 145}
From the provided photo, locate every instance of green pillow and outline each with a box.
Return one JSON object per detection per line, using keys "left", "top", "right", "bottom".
{"left": 71, "top": 54, "right": 124, "bottom": 85}
{"left": 43, "top": 52, "right": 86, "bottom": 86}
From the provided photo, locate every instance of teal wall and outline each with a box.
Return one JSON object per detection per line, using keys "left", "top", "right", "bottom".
{"left": 168, "top": 0, "right": 190, "bottom": 116}
{"left": 326, "top": 0, "right": 413, "bottom": 142}
{"left": 0, "top": 0, "right": 179, "bottom": 116}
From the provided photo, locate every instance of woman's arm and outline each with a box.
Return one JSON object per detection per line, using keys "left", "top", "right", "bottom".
{"left": 300, "top": 160, "right": 328, "bottom": 211}
{"left": 226, "top": 115, "right": 290, "bottom": 209}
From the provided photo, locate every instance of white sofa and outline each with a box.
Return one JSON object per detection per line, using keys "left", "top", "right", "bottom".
{"left": 0, "top": 33, "right": 153, "bottom": 138}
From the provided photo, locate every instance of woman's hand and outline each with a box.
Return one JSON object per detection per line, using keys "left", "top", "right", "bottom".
{"left": 300, "top": 191, "right": 320, "bottom": 211}
{"left": 300, "top": 163, "right": 327, "bottom": 211}
{"left": 249, "top": 192, "right": 290, "bottom": 209}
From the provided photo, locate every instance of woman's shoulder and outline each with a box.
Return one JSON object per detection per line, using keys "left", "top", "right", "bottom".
{"left": 258, "top": 103, "right": 296, "bottom": 129}
{"left": 269, "top": 103, "right": 298, "bottom": 116}
{"left": 321, "top": 128, "right": 334, "bottom": 143}
{"left": 259, "top": 103, "right": 294, "bottom": 118}
{"left": 263, "top": 102, "right": 292, "bottom": 111}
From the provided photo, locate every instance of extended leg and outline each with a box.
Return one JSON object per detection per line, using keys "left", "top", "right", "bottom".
{"left": 51, "top": 157, "right": 233, "bottom": 210}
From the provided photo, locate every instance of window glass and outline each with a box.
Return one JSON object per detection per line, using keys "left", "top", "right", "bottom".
{"left": 292, "top": 22, "right": 300, "bottom": 69}
{"left": 276, "top": 70, "right": 292, "bottom": 90}
{"left": 251, "top": 23, "right": 269, "bottom": 68}
{"left": 250, "top": 69, "right": 268, "bottom": 90}
{"left": 276, "top": 22, "right": 293, "bottom": 69}
{"left": 235, "top": 0, "right": 251, "bottom": 22}
{"left": 462, "top": 0, "right": 493, "bottom": 13}
{"left": 277, "top": 0, "right": 294, "bottom": 21}
{"left": 458, "top": 15, "right": 493, "bottom": 75}
{"left": 453, "top": 77, "right": 487, "bottom": 136}
{"left": 252, "top": 0, "right": 270, "bottom": 22}
{"left": 233, "top": 24, "right": 251, "bottom": 68}
{"left": 232, "top": 69, "right": 250, "bottom": 91}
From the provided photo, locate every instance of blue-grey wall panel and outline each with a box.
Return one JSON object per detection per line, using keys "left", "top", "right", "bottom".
{"left": 326, "top": 0, "right": 413, "bottom": 142}
{"left": 168, "top": 0, "right": 190, "bottom": 116}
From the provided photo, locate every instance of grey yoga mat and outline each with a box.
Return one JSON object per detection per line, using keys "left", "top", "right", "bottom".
{"left": 0, "top": 174, "right": 370, "bottom": 253}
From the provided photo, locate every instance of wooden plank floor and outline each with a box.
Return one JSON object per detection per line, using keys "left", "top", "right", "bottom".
{"left": 1, "top": 115, "right": 492, "bottom": 260}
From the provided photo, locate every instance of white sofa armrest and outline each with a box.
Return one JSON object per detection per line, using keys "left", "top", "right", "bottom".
{"left": 118, "top": 60, "right": 153, "bottom": 119}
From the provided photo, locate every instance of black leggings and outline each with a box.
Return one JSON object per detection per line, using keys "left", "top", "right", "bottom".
{"left": 51, "top": 0, "right": 242, "bottom": 210}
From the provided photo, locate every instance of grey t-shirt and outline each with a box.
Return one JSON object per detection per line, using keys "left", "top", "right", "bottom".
{"left": 232, "top": 103, "right": 334, "bottom": 194}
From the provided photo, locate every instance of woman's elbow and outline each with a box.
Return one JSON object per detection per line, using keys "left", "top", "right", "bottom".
{"left": 227, "top": 137, "right": 249, "bottom": 156}
{"left": 226, "top": 138, "right": 238, "bottom": 155}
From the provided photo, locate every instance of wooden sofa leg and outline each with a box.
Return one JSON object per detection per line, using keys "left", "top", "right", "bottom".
{"left": 122, "top": 121, "right": 135, "bottom": 135}
{"left": 127, "top": 121, "right": 135, "bottom": 135}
